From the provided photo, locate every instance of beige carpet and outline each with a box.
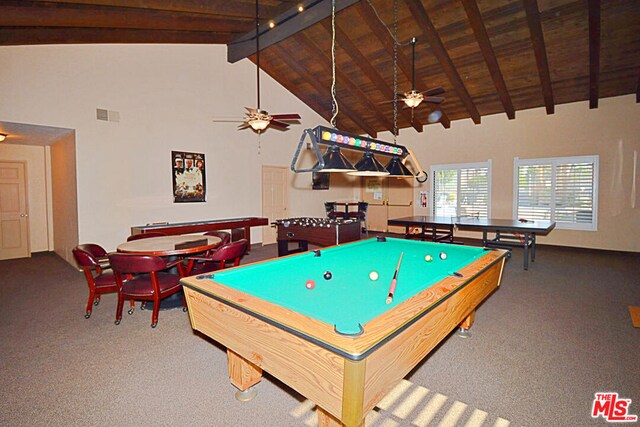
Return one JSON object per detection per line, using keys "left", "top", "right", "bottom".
{"left": 1, "top": 240, "right": 638, "bottom": 426}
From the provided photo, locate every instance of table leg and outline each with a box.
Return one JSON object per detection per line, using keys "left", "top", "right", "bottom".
{"left": 228, "top": 349, "right": 262, "bottom": 401}
{"left": 523, "top": 233, "right": 530, "bottom": 270}
{"left": 456, "top": 311, "right": 475, "bottom": 338}
{"left": 531, "top": 233, "right": 537, "bottom": 262}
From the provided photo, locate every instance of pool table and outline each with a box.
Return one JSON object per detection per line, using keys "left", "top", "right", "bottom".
{"left": 181, "top": 238, "right": 508, "bottom": 427}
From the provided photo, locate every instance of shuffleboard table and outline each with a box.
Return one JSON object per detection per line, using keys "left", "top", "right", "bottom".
{"left": 130, "top": 217, "right": 268, "bottom": 247}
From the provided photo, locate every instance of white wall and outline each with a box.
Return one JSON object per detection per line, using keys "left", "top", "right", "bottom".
{"left": 383, "top": 95, "right": 640, "bottom": 252}
{"left": 1, "top": 44, "right": 637, "bottom": 253}
{"left": 0, "top": 44, "right": 353, "bottom": 252}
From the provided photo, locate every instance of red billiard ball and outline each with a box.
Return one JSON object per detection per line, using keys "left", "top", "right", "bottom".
{"left": 305, "top": 280, "right": 315, "bottom": 289}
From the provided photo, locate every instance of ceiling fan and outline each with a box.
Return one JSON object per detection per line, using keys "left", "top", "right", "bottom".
{"left": 385, "top": 38, "right": 445, "bottom": 117}
{"left": 215, "top": 0, "right": 300, "bottom": 133}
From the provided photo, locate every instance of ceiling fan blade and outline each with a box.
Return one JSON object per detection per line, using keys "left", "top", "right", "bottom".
{"left": 244, "top": 107, "right": 258, "bottom": 114}
{"left": 237, "top": 122, "right": 251, "bottom": 130}
{"left": 424, "top": 96, "right": 445, "bottom": 104}
{"left": 269, "top": 120, "right": 291, "bottom": 130}
{"left": 271, "top": 113, "right": 300, "bottom": 120}
{"left": 212, "top": 117, "right": 244, "bottom": 123}
{"left": 378, "top": 99, "right": 402, "bottom": 105}
{"left": 421, "top": 87, "right": 445, "bottom": 96}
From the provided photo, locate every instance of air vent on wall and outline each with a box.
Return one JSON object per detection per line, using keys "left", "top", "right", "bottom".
{"left": 96, "top": 108, "right": 120, "bottom": 122}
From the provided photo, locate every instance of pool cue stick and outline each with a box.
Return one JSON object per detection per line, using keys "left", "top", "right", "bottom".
{"left": 386, "top": 252, "right": 404, "bottom": 304}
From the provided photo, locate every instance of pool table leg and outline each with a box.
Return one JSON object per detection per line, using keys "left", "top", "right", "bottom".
{"left": 317, "top": 407, "right": 364, "bottom": 427}
{"left": 228, "top": 349, "right": 262, "bottom": 401}
{"left": 455, "top": 310, "right": 475, "bottom": 338}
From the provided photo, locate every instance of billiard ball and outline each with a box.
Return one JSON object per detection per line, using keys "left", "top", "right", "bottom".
{"left": 323, "top": 271, "right": 332, "bottom": 280}
{"left": 369, "top": 271, "right": 379, "bottom": 281}
{"left": 439, "top": 252, "right": 447, "bottom": 260}
{"left": 424, "top": 254, "right": 433, "bottom": 262}
{"left": 305, "top": 280, "right": 315, "bottom": 289}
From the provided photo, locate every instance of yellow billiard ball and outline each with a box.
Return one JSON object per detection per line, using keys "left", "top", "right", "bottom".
{"left": 369, "top": 271, "right": 379, "bottom": 281}
{"left": 425, "top": 254, "right": 433, "bottom": 262}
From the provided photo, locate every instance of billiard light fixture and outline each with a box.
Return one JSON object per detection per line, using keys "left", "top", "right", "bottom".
{"left": 0, "top": 133, "right": 6, "bottom": 142}
{"left": 291, "top": 125, "right": 427, "bottom": 182}
{"left": 384, "top": 156, "right": 413, "bottom": 177}
{"left": 313, "top": 145, "right": 355, "bottom": 173}
{"left": 348, "top": 151, "right": 389, "bottom": 176}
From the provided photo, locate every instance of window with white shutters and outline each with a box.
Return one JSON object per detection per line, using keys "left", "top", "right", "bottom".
{"left": 514, "top": 156, "right": 598, "bottom": 231}
{"left": 431, "top": 161, "right": 491, "bottom": 218}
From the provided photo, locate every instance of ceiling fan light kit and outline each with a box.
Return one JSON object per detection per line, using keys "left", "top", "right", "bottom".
{"left": 214, "top": 0, "right": 300, "bottom": 133}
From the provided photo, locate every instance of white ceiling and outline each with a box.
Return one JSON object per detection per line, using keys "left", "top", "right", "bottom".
{"left": 0, "top": 121, "right": 74, "bottom": 146}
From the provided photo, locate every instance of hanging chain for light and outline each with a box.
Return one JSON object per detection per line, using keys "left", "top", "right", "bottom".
{"left": 392, "top": 0, "right": 398, "bottom": 143}
{"left": 330, "top": 0, "right": 339, "bottom": 128}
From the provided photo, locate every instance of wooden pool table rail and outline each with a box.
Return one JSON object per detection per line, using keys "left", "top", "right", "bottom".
{"left": 181, "top": 246, "right": 507, "bottom": 426}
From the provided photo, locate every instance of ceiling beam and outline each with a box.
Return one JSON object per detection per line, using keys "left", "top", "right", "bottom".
{"left": 405, "top": 0, "right": 481, "bottom": 124}
{"left": 296, "top": 32, "right": 394, "bottom": 136}
{"left": 461, "top": 0, "right": 515, "bottom": 120}
{"left": 637, "top": 71, "right": 640, "bottom": 103}
{"left": 0, "top": 2, "right": 250, "bottom": 32}
{"left": 24, "top": 0, "right": 277, "bottom": 17}
{"left": 588, "top": 0, "right": 600, "bottom": 109}
{"left": 523, "top": 0, "right": 555, "bottom": 114}
{"left": 0, "top": 27, "right": 233, "bottom": 45}
{"left": 355, "top": 2, "right": 451, "bottom": 129}
{"left": 322, "top": 20, "right": 424, "bottom": 133}
{"left": 227, "top": 0, "right": 360, "bottom": 63}
{"left": 270, "top": 43, "right": 375, "bottom": 136}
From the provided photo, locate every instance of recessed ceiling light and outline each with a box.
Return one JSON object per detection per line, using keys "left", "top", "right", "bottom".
{"left": 0, "top": 133, "right": 7, "bottom": 142}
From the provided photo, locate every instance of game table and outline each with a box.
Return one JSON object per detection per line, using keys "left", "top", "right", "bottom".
{"left": 129, "top": 217, "right": 268, "bottom": 247}
{"left": 273, "top": 217, "right": 361, "bottom": 256}
{"left": 182, "top": 238, "right": 506, "bottom": 426}
{"left": 181, "top": 238, "right": 508, "bottom": 427}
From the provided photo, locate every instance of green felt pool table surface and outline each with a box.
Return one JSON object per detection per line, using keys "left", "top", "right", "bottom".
{"left": 197, "top": 238, "right": 488, "bottom": 334}
{"left": 181, "top": 237, "right": 507, "bottom": 426}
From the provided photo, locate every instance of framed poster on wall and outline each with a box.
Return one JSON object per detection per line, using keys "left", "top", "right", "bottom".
{"left": 172, "top": 151, "right": 206, "bottom": 202}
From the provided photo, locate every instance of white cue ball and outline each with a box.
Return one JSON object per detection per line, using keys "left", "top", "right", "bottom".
{"left": 439, "top": 252, "right": 447, "bottom": 260}
{"left": 369, "top": 271, "right": 379, "bottom": 281}
{"left": 425, "top": 254, "right": 433, "bottom": 262}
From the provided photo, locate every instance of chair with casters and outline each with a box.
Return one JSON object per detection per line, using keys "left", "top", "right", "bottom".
{"left": 186, "top": 239, "right": 248, "bottom": 275}
{"left": 349, "top": 201, "right": 369, "bottom": 236}
{"left": 203, "top": 231, "right": 231, "bottom": 246}
{"left": 108, "top": 253, "right": 185, "bottom": 328}
{"left": 72, "top": 244, "right": 134, "bottom": 319}
{"left": 126, "top": 231, "right": 167, "bottom": 242}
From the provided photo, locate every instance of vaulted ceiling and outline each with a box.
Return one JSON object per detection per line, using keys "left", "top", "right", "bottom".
{"left": 2, "top": 0, "right": 639, "bottom": 137}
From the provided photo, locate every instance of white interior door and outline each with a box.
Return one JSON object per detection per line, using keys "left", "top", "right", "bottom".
{"left": 261, "top": 165, "right": 288, "bottom": 245}
{"left": 0, "top": 161, "right": 30, "bottom": 260}
{"left": 361, "top": 177, "right": 414, "bottom": 233}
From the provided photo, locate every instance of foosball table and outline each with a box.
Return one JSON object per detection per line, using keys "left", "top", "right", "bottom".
{"left": 273, "top": 217, "right": 361, "bottom": 256}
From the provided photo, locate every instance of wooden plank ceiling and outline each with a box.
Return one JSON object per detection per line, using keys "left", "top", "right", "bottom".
{"left": 1, "top": 0, "right": 639, "bottom": 136}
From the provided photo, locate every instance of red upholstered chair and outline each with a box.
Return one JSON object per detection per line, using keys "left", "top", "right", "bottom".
{"left": 73, "top": 244, "right": 134, "bottom": 319}
{"left": 203, "top": 230, "right": 231, "bottom": 246}
{"left": 187, "top": 239, "right": 248, "bottom": 275}
{"left": 348, "top": 201, "right": 369, "bottom": 235}
{"left": 126, "top": 231, "right": 167, "bottom": 242}
{"left": 108, "top": 253, "right": 185, "bottom": 328}
{"left": 324, "top": 201, "right": 343, "bottom": 219}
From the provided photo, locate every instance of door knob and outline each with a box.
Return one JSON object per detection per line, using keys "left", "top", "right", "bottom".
{"left": 20, "top": 213, "right": 28, "bottom": 217}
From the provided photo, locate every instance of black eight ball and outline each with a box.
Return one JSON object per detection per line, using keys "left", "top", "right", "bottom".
{"left": 323, "top": 271, "right": 333, "bottom": 280}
